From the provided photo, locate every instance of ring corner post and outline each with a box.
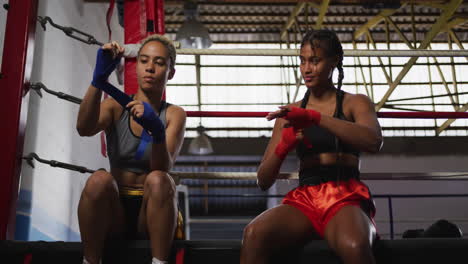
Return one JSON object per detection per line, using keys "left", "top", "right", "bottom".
{"left": 0, "top": 0, "right": 39, "bottom": 240}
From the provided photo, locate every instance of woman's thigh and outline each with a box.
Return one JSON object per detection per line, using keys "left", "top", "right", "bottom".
{"left": 324, "top": 205, "right": 376, "bottom": 252}
{"left": 136, "top": 171, "right": 177, "bottom": 235}
{"left": 244, "top": 204, "right": 319, "bottom": 249}
{"left": 81, "top": 170, "right": 126, "bottom": 236}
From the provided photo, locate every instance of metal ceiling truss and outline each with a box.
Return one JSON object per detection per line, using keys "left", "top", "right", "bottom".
{"left": 346, "top": 0, "right": 465, "bottom": 136}
{"left": 273, "top": 0, "right": 466, "bottom": 135}
{"left": 258, "top": 0, "right": 463, "bottom": 135}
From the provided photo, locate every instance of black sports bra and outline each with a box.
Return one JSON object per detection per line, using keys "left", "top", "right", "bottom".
{"left": 296, "top": 90, "right": 360, "bottom": 158}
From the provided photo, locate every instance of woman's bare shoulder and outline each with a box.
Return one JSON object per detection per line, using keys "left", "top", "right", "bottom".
{"left": 165, "top": 103, "right": 187, "bottom": 122}
{"left": 286, "top": 101, "right": 303, "bottom": 108}
{"left": 347, "top": 92, "right": 374, "bottom": 105}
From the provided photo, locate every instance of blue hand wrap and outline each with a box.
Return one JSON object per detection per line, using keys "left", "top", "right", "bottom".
{"left": 94, "top": 80, "right": 132, "bottom": 107}
{"left": 91, "top": 81, "right": 164, "bottom": 158}
{"left": 91, "top": 48, "right": 121, "bottom": 87}
{"left": 91, "top": 49, "right": 164, "bottom": 159}
{"left": 135, "top": 130, "right": 152, "bottom": 160}
{"left": 134, "top": 102, "right": 166, "bottom": 144}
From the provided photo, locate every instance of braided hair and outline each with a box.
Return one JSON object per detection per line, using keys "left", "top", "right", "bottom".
{"left": 299, "top": 30, "right": 346, "bottom": 178}
{"left": 300, "top": 29, "right": 344, "bottom": 104}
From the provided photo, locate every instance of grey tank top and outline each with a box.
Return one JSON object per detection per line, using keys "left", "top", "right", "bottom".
{"left": 106, "top": 101, "right": 170, "bottom": 174}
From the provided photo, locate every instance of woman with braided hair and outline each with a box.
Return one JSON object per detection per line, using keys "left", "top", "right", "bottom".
{"left": 240, "top": 29, "right": 383, "bottom": 264}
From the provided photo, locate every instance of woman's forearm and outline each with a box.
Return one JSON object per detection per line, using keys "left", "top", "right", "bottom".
{"left": 257, "top": 153, "right": 283, "bottom": 191}
{"left": 76, "top": 85, "right": 103, "bottom": 136}
{"left": 150, "top": 143, "right": 172, "bottom": 172}
{"left": 320, "top": 115, "right": 383, "bottom": 153}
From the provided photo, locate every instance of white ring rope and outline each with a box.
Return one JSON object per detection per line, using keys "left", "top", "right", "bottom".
{"left": 172, "top": 171, "right": 468, "bottom": 180}
{"left": 176, "top": 48, "right": 468, "bottom": 57}
{"left": 123, "top": 44, "right": 468, "bottom": 58}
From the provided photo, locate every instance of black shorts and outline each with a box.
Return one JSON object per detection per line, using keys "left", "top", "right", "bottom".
{"left": 119, "top": 186, "right": 185, "bottom": 240}
{"left": 298, "top": 165, "right": 360, "bottom": 186}
{"left": 120, "top": 192, "right": 143, "bottom": 239}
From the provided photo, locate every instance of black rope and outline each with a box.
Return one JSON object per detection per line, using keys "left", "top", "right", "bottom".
{"left": 30, "top": 82, "right": 83, "bottom": 105}
{"left": 37, "top": 16, "right": 103, "bottom": 46}
{"left": 22, "top": 152, "right": 97, "bottom": 174}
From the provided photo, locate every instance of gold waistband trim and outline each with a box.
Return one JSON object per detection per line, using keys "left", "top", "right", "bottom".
{"left": 119, "top": 186, "right": 144, "bottom": 196}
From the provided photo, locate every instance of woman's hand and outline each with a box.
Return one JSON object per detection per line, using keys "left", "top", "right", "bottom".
{"left": 268, "top": 106, "right": 321, "bottom": 129}
{"left": 274, "top": 124, "right": 306, "bottom": 160}
{"left": 266, "top": 106, "right": 290, "bottom": 121}
{"left": 91, "top": 42, "right": 123, "bottom": 87}
{"left": 126, "top": 101, "right": 165, "bottom": 144}
{"left": 126, "top": 100, "right": 145, "bottom": 119}
{"left": 102, "top": 41, "right": 125, "bottom": 59}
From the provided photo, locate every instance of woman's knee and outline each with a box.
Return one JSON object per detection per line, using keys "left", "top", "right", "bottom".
{"left": 242, "top": 222, "right": 269, "bottom": 248}
{"left": 82, "top": 170, "right": 116, "bottom": 201}
{"left": 335, "top": 235, "right": 372, "bottom": 257}
{"left": 144, "top": 170, "right": 175, "bottom": 200}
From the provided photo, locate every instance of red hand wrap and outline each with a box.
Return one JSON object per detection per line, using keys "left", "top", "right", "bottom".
{"left": 284, "top": 107, "right": 321, "bottom": 129}
{"left": 274, "top": 127, "right": 299, "bottom": 160}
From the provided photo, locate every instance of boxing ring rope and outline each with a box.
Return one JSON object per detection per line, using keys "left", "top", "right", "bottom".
{"left": 20, "top": 151, "right": 468, "bottom": 240}
{"left": 18, "top": 151, "right": 468, "bottom": 241}
{"left": 29, "top": 18, "right": 468, "bottom": 122}
{"left": 37, "top": 16, "right": 103, "bottom": 46}
{"left": 20, "top": 152, "right": 468, "bottom": 181}
{"left": 185, "top": 111, "right": 468, "bottom": 119}
{"left": 30, "top": 82, "right": 83, "bottom": 105}
{"left": 22, "top": 153, "right": 97, "bottom": 174}
{"left": 29, "top": 82, "right": 468, "bottom": 119}
{"left": 36, "top": 15, "right": 468, "bottom": 58}
{"left": 176, "top": 48, "right": 468, "bottom": 57}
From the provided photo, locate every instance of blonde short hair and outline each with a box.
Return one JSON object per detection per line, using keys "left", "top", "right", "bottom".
{"left": 138, "top": 34, "right": 176, "bottom": 70}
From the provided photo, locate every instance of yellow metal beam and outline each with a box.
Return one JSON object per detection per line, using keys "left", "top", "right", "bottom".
{"left": 385, "top": 16, "right": 415, "bottom": 48}
{"left": 448, "top": 37, "right": 459, "bottom": 105}
{"left": 313, "top": 0, "right": 330, "bottom": 30}
{"left": 448, "top": 30, "right": 467, "bottom": 62}
{"left": 352, "top": 42, "right": 371, "bottom": 97}
{"left": 375, "top": 0, "right": 463, "bottom": 111}
{"left": 444, "top": 16, "right": 468, "bottom": 31}
{"left": 431, "top": 56, "right": 458, "bottom": 109}
{"left": 366, "top": 30, "right": 392, "bottom": 85}
{"left": 419, "top": 0, "right": 463, "bottom": 49}
{"left": 353, "top": 7, "right": 403, "bottom": 40}
{"left": 375, "top": 57, "right": 416, "bottom": 111}
{"left": 435, "top": 32, "right": 463, "bottom": 135}
{"left": 436, "top": 103, "right": 468, "bottom": 135}
{"left": 280, "top": 3, "right": 307, "bottom": 41}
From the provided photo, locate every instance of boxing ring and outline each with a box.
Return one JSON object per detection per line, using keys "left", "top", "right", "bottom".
{"left": 2, "top": 238, "right": 468, "bottom": 264}
{"left": 1, "top": 1, "right": 468, "bottom": 263}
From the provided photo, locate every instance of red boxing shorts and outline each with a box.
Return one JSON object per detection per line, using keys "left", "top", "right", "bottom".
{"left": 282, "top": 178, "right": 376, "bottom": 238}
